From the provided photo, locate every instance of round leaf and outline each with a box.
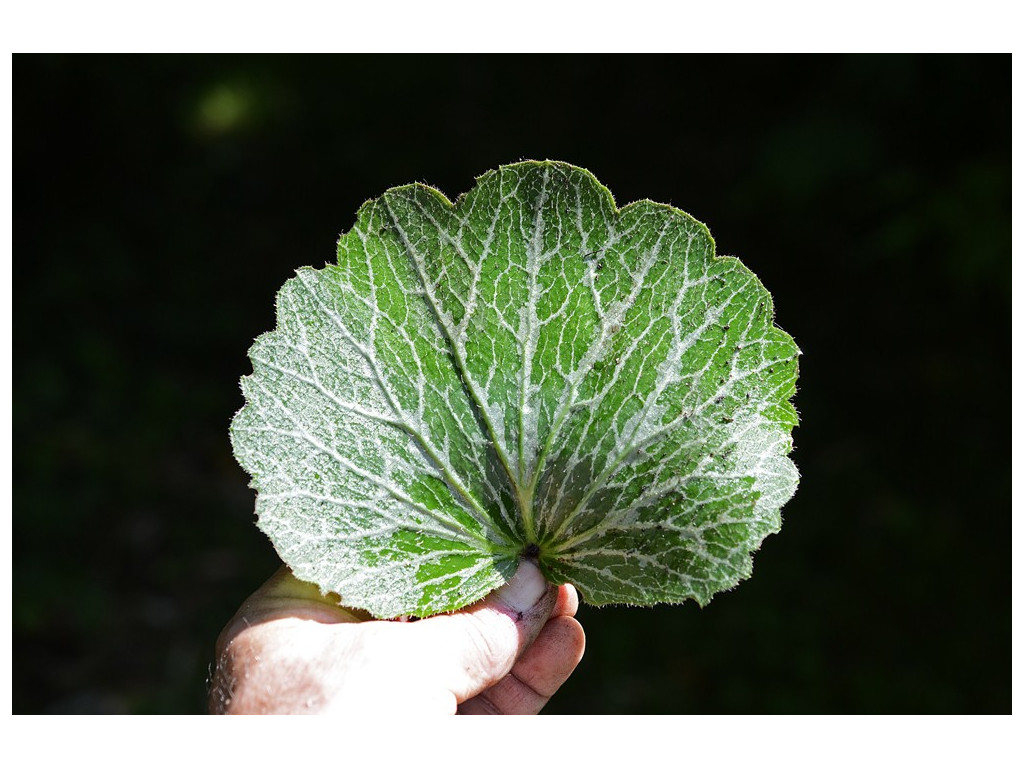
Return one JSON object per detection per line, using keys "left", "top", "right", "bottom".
{"left": 231, "top": 161, "right": 800, "bottom": 617}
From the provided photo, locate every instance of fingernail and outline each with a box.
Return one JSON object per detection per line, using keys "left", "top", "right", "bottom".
{"left": 495, "top": 559, "right": 548, "bottom": 616}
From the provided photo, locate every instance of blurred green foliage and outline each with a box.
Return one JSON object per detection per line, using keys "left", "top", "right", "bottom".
{"left": 14, "top": 54, "right": 1009, "bottom": 713}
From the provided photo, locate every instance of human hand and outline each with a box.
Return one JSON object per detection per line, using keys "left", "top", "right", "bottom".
{"left": 208, "top": 560, "right": 586, "bottom": 714}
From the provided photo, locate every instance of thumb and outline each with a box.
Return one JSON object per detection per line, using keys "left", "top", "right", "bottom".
{"left": 410, "top": 558, "right": 557, "bottom": 703}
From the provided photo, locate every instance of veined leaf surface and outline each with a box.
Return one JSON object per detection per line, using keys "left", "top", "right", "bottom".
{"left": 231, "top": 161, "right": 800, "bottom": 618}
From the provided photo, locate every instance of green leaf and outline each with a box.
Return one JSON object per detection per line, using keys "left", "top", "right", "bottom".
{"left": 231, "top": 161, "right": 800, "bottom": 618}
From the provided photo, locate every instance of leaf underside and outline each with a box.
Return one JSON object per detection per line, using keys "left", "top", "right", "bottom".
{"left": 231, "top": 161, "right": 800, "bottom": 618}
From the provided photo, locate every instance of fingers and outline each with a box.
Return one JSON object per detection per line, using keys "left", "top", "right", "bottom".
{"left": 457, "top": 614, "right": 586, "bottom": 714}
{"left": 212, "top": 563, "right": 585, "bottom": 715}
{"left": 214, "top": 567, "right": 367, "bottom": 657}
{"left": 410, "top": 559, "right": 558, "bottom": 704}
{"left": 552, "top": 582, "right": 580, "bottom": 618}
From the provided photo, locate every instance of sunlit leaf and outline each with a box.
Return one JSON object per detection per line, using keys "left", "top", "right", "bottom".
{"left": 231, "top": 161, "right": 800, "bottom": 617}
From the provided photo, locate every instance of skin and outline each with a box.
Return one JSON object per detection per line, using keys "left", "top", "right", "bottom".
{"left": 209, "top": 559, "right": 586, "bottom": 714}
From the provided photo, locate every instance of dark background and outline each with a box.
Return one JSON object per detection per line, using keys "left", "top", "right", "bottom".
{"left": 14, "top": 55, "right": 1010, "bottom": 714}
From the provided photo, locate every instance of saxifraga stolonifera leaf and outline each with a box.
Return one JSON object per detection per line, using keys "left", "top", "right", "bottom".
{"left": 230, "top": 161, "right": 800, "bottom": 618}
